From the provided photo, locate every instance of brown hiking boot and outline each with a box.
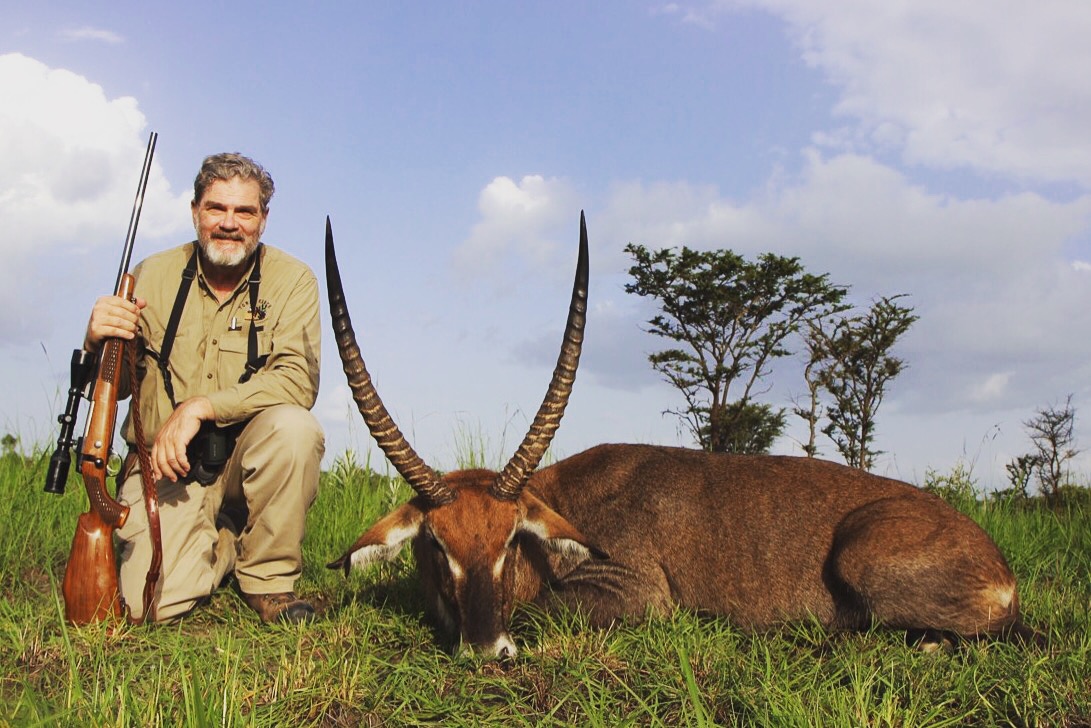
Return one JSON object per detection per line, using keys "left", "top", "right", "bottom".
{"left": 240, "top": 591, "right": 316, "bottom": 624}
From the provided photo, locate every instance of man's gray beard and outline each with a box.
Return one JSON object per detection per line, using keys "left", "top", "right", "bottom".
{"left": 200, "top": 238, "right": 255, "bottom": 268}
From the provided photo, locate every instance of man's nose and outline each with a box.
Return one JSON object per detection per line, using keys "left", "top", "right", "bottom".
{"left": 219, "top": 211, "right": 238, "bottom": 229}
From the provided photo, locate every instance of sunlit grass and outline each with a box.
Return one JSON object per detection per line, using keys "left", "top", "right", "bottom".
{"left": 2, "top": 445, "right": 1089, "bottom": 726}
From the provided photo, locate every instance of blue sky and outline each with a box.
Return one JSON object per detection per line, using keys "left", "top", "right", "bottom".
{"left": 3, "top": 1, "right": 1090, "bottom": 489}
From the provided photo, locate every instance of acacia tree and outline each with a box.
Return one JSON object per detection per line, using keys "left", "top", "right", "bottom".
{"left": 624, "top": 244, "right": 847, "bottom": 454}
{"left": 1019, "top": 395, "right": 1079, "bottom": 505}
{"left": 816, "top": 295, "right": 918, "bottom": 471}
{"left": 792, "top": 315, "right": 838, "bottom": 458}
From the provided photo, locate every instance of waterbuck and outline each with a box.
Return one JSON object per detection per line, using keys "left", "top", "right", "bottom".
{"left": 324, "top": 214, "right": 1033, "bottom": 659}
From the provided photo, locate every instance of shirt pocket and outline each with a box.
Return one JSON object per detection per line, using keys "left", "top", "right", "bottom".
{"left": 218, "top": 329, "right": 273, "bottom": 376}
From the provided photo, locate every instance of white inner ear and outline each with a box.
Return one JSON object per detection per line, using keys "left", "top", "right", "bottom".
{"left": 519, "top": 520, "right": 593, "bottom": 560}
{"left": 545, "top": 538, "right": 593, "bottom": 560}
{"left": 349, "top": 521, "right": 419, "bottom": 570}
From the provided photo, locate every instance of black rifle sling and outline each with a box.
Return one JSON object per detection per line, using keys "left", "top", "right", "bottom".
{"left": 154, "top": 243, "right": 265, "bottom": 407}
{"left": 155, "top": 246, "right": 198, "bottom": 407}
{"left": 238, "top": 246, "right": 266, "bottom": 383}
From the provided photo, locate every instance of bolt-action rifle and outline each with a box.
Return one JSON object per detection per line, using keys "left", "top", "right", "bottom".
{"left": 45, "top": 131, "right": 159, "bottom": 624}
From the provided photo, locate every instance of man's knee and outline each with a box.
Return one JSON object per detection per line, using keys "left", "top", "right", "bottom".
{"left": 245, "top": 405, "right": 325, "bottom": 459}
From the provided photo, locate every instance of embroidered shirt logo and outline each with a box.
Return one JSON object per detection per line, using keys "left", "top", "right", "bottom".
{"left": 244, "top": 299, "right": 270, "bottom": 322}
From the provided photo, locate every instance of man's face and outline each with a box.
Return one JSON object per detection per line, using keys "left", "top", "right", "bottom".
{"left": 191, "top": 177, "right": 267, "bottom": 268}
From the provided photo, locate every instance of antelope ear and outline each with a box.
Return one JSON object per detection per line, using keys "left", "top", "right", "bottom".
{"left": 327, "top": 502, "right": 425, "bottom": 575}
{"left": 518, "top": 492, "right": 610, "bottom": 562}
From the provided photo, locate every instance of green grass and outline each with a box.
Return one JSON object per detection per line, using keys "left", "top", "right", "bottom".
{"left": 2, "top": 448, "right": 1090, "bottom": 727}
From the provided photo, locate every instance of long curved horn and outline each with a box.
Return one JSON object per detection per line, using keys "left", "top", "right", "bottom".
{"left": 491, "top": 212, "right": 589, "bottom": 500}
{"left": 324, "top": 217, "right": 455, "bottom": 505}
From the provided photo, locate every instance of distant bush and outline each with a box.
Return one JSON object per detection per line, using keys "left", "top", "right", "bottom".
{"left": 921, "top": 460, "right": 978, "bottom": 511}
{"left": 991, "top": 481, "right": 1091, "bottom": 512}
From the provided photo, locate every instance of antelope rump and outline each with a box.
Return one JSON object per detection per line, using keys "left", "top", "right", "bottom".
{"left": 323, "top": 214, "right": 1034, "bottom": 659}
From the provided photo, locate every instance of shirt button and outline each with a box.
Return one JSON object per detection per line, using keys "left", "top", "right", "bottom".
{"left": 212, "top": 339, "right": 218, "bottom": 346}
{"left": 207, "top": 373, "right": 213, "bottom": 379}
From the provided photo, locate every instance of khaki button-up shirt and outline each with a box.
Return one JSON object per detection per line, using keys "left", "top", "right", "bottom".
{"left": 121, "top": 242, "right": 321, "bottom": 448}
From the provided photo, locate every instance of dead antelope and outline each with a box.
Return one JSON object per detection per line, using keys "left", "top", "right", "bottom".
{"left": 324, "top": 214, "right": 1034, "bottom": 659}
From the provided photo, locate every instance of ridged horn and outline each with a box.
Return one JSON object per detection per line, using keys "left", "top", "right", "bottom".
{"left": 324, "top": 217, "right": 455, "bottom": 505}
{"left": 491, "top": 211, "right": 589, "bottom": 500}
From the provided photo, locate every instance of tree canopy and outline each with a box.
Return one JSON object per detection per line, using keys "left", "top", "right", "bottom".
{"left": 625, "top": 244, "right": 848, "bottom": 453}
{"left": 810, "top": 295, "right": 918, "bottom": 470}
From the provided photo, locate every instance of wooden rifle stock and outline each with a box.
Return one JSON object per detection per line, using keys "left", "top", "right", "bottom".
{"left": 62, "top": 510, "right": 125, "bottom": 622}
{"left": 62, "top": 273, "right": 135, "bottom": 624}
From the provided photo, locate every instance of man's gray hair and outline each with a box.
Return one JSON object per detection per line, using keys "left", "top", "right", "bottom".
{"left": 193, "top": 153, "right": 275, "bottom": 212}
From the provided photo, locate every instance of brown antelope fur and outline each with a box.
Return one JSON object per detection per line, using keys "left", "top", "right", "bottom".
{"left": 523, "top": 444, "right": 1027, "bottom": 640}
{"left": 324, "top": 214, "right": 1033, "bottom": 658}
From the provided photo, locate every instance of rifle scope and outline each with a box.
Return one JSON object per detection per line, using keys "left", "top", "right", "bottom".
{"left": 44, "top": 349, "right": 96, "bottom": 494}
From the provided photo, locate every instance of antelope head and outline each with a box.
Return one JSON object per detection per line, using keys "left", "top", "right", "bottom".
{"left": 325, "top": 214, "right": 603, "bottom": 659}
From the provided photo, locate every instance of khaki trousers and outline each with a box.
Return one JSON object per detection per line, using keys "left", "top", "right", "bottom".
{"left": 116, "top": 404, "right": 324, "bottom": 622}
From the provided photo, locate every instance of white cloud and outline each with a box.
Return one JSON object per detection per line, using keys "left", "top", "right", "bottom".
{"left": 651, "top": 3, "right": 717, "bottom": 29}
{"left": 0, "top": 53, "right": 189, "bottom": 344}
{"left": 598, "top": 151, "right": 1091, "bottom": 284}
{"left": 768, "top": 151, "right": 1091, "bottom": 281}
{"left": 454, "top": 174, "right": 580, "bottom": 279}
{"left": 969, "top": 372, "right": 1014, "bottom": 405}
{"left": 706, "top": 0, "right": 1091, "bottom": 186}
{"left": 60, "top": 27, "right": 124, "bottom": 44}
{"left": 589, "top": 149, "right": 1091, "bottom": 418}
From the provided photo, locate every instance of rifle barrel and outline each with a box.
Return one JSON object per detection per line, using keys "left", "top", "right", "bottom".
{"left": 114, "top": 131, "right": 158, "bottom": 294}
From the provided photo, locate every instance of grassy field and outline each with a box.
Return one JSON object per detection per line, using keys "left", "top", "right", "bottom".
{"left": 2, "top": 446, "right": 1090, "bottom": 727}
